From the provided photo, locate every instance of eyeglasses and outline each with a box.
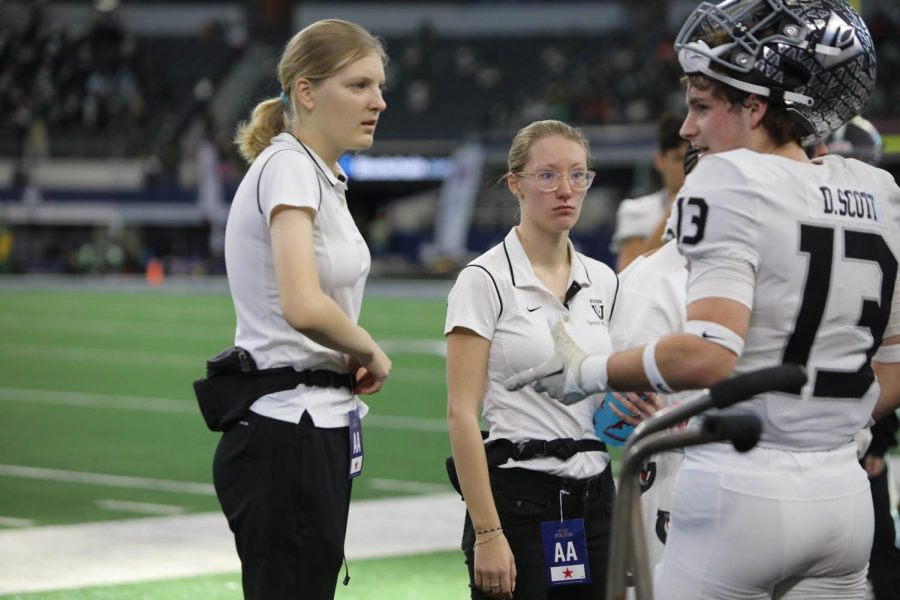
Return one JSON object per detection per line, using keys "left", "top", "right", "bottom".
{"left": 514, "top": 169, "right": 596, "bottom": 192}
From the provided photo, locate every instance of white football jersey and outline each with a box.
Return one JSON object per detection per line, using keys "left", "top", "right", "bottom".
{"left": 669, "top": 150, "right": 900, "bottom": 451}
{"left": 611, "top": 240, "right": 687, "bottom": 355}
{"left": 610, "top": 239, "right": 697, "bottom": 568}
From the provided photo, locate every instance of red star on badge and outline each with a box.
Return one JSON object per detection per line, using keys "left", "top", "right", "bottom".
{"left": 563, "top": 568, "right": 573, "bottom": 578}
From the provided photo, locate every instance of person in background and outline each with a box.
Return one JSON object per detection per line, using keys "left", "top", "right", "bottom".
{"left": 861, "top": 413, "right": 900, "bottom": 600}
{"left": 611, "top": 112, "right": 688, "bottom": 272}
{"left": 446, "top": 119, "right": 656, "bottom": 600}
{"left": 213, "top": 19, "right": 391, "bottom": 600}
{"left": 508, "top": 0, "right": 900, "bottom": 597}
{"left": 822, "top": 115, "right": 900, "bottom": 600}
{"left": 608, "top": 145, "right": 704, "bottom": 580}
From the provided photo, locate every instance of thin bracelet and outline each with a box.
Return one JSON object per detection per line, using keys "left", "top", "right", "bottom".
{"left": 475, "top": 526, "right": 502, "bottom": 535}
{"left": 473, "top": 531, "right": 503, "bottom": 548}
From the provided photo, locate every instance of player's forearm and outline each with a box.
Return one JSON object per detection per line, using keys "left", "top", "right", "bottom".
{"left": 607, "top": 333, "right": 736, "bottom": 392}
{"left": 872, "top": 358, "right": 900, "bottom": 420}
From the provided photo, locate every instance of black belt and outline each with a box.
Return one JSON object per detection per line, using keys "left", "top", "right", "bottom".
{"left": 227, "top": 366, "right": 356, "bottom": 394}
{"left": 484, "top": 437, "right": 608, "bottom": 468}
{"left": 203, "top": 346, "right": 355, "bottom": 390}
{"left": 194, "top": 345, "right": 356, "bottom": 432}
{"left": 276, "top": 367, "right": 355, "bottom": 390}
{"left": 445, "top": 434, "right": 608, "bottom": 498}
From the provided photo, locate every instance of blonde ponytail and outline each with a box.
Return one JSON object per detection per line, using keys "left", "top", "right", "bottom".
{"left": 234, "top": 97, "right": 289, "bottom": 164}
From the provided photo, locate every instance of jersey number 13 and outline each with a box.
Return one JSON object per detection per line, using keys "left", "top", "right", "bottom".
{"left": 783, "top": 224, "right": 897, "bottom": 398}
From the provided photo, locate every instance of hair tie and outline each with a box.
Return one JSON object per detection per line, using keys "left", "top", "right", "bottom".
{"left": 279, "top": 91, "right": 290, "bottom": 108}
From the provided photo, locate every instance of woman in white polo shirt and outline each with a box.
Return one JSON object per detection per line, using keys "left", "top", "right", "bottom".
{"left": 212, "top": 19, "right": 391, "bottom": 600}
{"left": 446, "top": 120, "right": 653, "bottom": 600}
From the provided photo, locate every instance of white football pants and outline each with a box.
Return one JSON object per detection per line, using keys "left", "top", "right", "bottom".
{"left": 655, "top": 442, "right": 872, "bottom": 600}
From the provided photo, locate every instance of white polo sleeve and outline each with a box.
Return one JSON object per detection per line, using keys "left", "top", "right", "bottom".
{"left": 445, "top": 265, "right": 502, "bottom": 340}
{"left": 258, "top": 150, "right": 320, "bottom": 226}
{"left": 672, "top": 156, "right": 760, "bottom": 308}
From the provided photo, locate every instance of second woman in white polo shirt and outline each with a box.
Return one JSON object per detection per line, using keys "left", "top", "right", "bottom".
{"left": 446, "top": 120, "right": 652, "bottom": 600}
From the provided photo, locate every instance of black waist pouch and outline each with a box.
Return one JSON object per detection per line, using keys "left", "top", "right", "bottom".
{"left": 192, "top": 347, "right": 355, "bottom": 432}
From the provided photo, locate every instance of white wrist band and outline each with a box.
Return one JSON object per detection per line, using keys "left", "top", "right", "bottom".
{"left": 685, "top": 320, "right": 745, "bottom": 356}
{"left": 642, "top": 339, "right": 675, "bottom": 394}
{"left": 873, "top": 344, "right": 900, "bottom": 364}
{"left": 579, "top": 355, "right": 610, "bottom": 394}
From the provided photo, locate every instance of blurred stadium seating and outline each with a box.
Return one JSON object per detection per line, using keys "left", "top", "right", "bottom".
{"left": 0, "top": 0, "right": 898, "bottom": 278}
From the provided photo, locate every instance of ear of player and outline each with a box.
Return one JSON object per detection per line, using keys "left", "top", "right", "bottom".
{"left": 504, "top": 319, "right": 609, "bottom": 405}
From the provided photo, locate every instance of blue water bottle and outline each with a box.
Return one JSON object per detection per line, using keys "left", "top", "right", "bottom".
{"left": 593, "top": 392, "right": 636, "bottom": 446}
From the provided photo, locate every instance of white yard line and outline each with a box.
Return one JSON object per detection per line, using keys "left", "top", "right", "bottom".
{"left": 0, "top": 342, "right": 446, "bottom": 374}
{"left": 0, "top": 493, "right": 465, "bottom": 595}
{"left": 0, "top": 462, "right": 450, "bottom": 503}
{"left": 0, "top": 516, "right": 35, "bottom": 528}
{"left": 0, "top": 387, "right": 448, "bottom": 431}
{"left": 0, "top": 343, "right": 199, "bottom": 369}
{"left": 378, "top": 338, "right": 447, "bottom": 357}
{"left": 366, "top": 413, "right": 447, "bottom": 432}
{"left": 0, "top": 465, "right": 217, "bottom": 496}
{"left": 96, "top": 499, "right": 187, "bottom": 516}
{"left": 0, "top": 313, "right": 449, "bottom": 356}
{"left": 0, "top": 387, "right": 196, "bottom": 414}
{"left": 0, "top": 313, "right": 226, "bottom": 341}
{"left": 367, "top": 478, "right": 453, "bottom": 495}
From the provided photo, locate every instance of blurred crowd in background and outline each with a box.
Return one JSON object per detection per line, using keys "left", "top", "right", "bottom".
{"left": 1, "top": 0, "right": 899, "bottom": 278}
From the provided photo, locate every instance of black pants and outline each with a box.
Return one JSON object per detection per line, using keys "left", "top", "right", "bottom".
{"left": 463, "top": 465, "right": 615, "bottom": 600}
{"left": 213, "top": 411, "right": 352, "bottom": 600}
{"left": 868, "top": 464, "right": 900, "bottom": 599}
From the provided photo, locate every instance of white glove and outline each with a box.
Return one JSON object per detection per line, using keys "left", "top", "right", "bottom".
{"left": 504, "top": 319, "right": 609, "bottom": 405}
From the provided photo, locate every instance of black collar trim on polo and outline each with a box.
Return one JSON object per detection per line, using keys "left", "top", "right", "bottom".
{"left": 563, "top": 280, "right": 582, "bottom": 309}
{"left": 289, "top": 133, "right": 344, "bottom": 187}
{"left": 572, "top": 252, "right": 593, "bottom": 286}
{"left": 502, "top": 234, "right": 595, "bottom": 298}
{"left": 608, "top": 271, "right": 620, "bottom": 322}
{"left": 502, "top": 240, "right": 516, "bottom": 287}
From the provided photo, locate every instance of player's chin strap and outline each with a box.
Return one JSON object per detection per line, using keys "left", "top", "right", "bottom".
{"left": 678, "top": 41, "right": 814, "bottom": 107}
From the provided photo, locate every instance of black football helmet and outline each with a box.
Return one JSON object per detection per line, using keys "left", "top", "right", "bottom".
{"left": 674, "top": 0, "right": 876, "bottom": 145}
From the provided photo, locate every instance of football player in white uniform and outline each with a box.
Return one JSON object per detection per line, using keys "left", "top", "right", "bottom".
{"left": 610, "top": 145, "right": 707, "bottom": 576}
{"left": 611, "top": 113, "right": 689, "bottom": 272}
{"left": 611, "top": 240, "right": 696, "bottom": 575}
{"left": 507, "top": 0, "right": 900, "bottom": 597}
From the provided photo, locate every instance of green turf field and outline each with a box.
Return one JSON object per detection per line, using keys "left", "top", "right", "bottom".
{"left": 0, "top": 288, "right": 452, "bottom": 527}
{"left": 0, "top": 285, "right": 466, "bottom": 597}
